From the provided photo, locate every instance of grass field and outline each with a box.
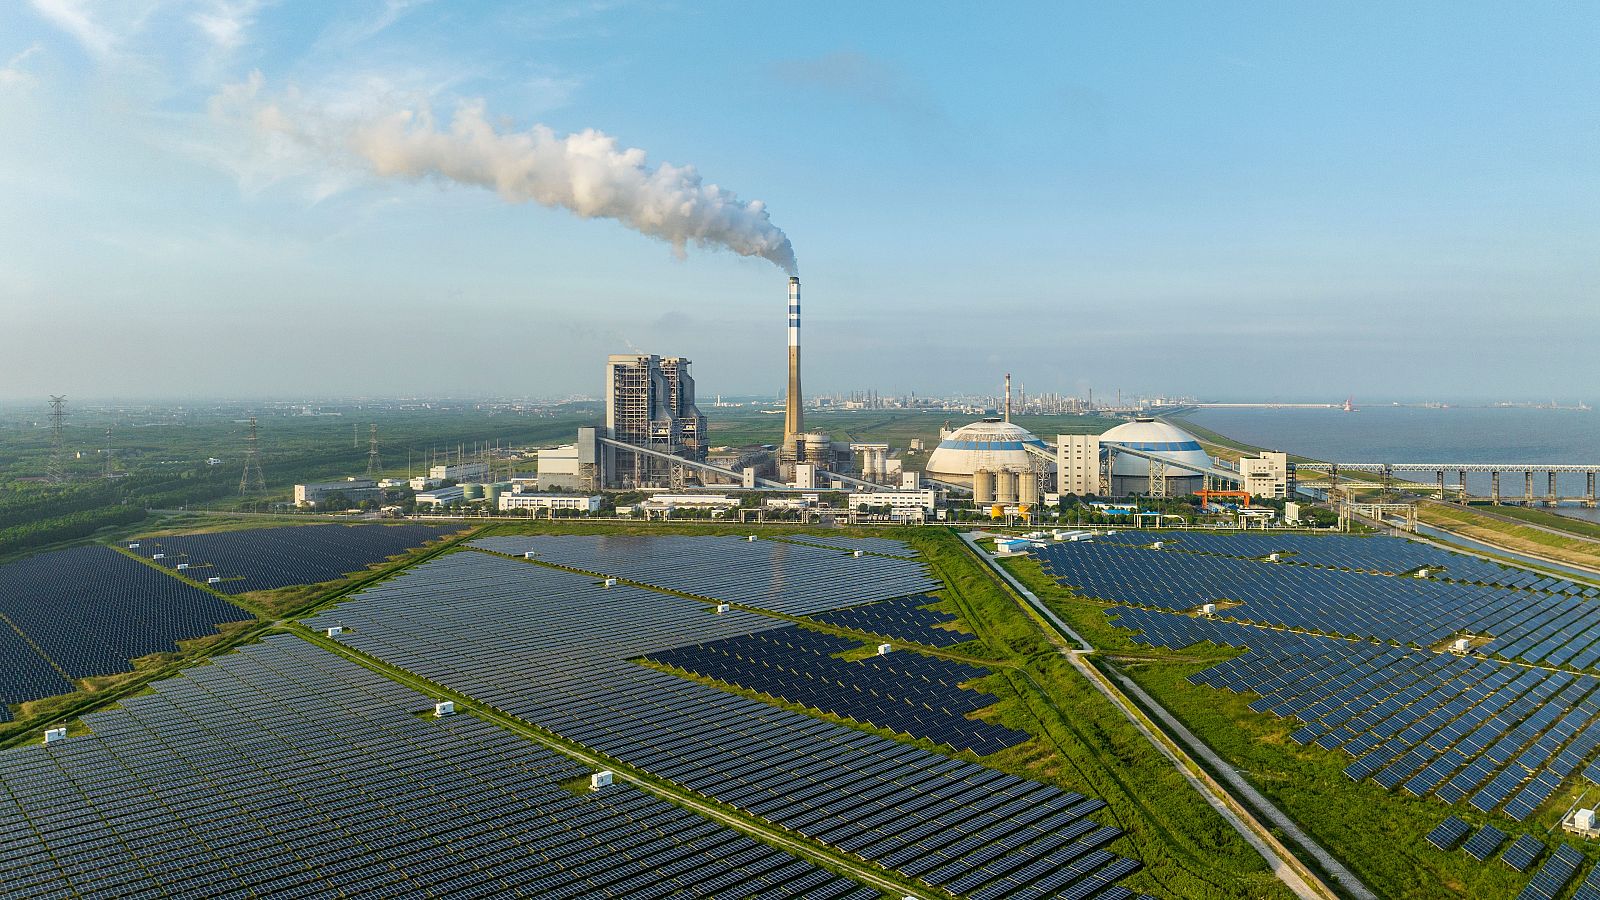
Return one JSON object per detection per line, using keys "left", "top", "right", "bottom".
{"left": 999, "top": 550, "right": 1600, "bottom": 899}
{"left": 1420, "top": 502, "right": 1600, "bottom": 572}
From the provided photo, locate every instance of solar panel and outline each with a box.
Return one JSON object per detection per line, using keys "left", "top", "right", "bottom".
{"left": 1516, "top": 843, "right": 1585, "bottom": 900}
{"left": 1461, "top": 825, "right": 1508, "bottom": 861}
{"left": 301, "top": 545, "right": 1143, "bottom": 898}
{"left": 131, "top": 523, "right": 458, "bottom": 593}
{"left": 0, "top": 636, "right": 867, "bottom": 899}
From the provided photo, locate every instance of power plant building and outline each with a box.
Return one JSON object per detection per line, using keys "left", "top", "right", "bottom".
{"left": 1101, "top": 418, "right": 1212, "bottom": 496}
{"left": 1056, "top": 434, "right": 1103, "bottom": 496}
{"left": 923, "top": 419, "right": 1052, "bottom": 488}
{"left": 1240, "top": 451, "right": 1291, "bottom": 499}
{"left": 604, "top": 353, "right": 707, "bottom": 488}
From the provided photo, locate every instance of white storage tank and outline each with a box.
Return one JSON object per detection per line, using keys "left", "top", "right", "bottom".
{"left": 1018, "top": 471, "right": 1041, "bottom": 508}
{"left": 996, "top": 469, "right": 1020, "bottom": 504}
{"left": 973, "top": 470, "right": 997, "bottom": 504}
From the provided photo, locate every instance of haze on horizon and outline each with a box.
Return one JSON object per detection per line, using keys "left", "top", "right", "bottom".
{"left": 1, "top": 2, "right": 1595, "bottom": 404}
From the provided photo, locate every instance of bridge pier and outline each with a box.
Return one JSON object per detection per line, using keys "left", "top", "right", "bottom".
{"left": 1548, "top": 471, "right": 1559, "bottom": 507}
{"left": 1491, "top": 470, "right": 1501, "bottom": 504}
{"left": 1458, "top": 469, "right": 1468, "bottom": 503}
{"left": 1524, "top": 470, "right": 1535, "bottom": 505}
{"left": 1436, "top": 469, "right": 1445, "bottom": 500}
{"left": 1589, "top": 471, "right": 1597, "bottom": 508}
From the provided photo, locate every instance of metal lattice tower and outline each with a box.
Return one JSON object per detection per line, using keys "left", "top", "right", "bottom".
{"left": 103, "top": 426, "right": 114, "bottom": 478}
{"left": 366, "top": 423, "right": 382, "bottom": 477}
{"left": 46, "top": 395, "right": 67, "bottom": 484}
{"left": 239, "top": 417, "right": 266, "bottom": 495}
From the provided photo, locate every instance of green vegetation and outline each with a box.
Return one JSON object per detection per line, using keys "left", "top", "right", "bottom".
{"left": 998, "top": 550, "right": 1597, "bottom": 899}
{"left": 1464, "top": 503, "right": 1600, "bottom": 542}
{"left": 1420, "top": 502, "right": 1600, "bottom": 573}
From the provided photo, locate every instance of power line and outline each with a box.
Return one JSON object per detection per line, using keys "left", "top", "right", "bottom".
{"left": 46, "top": 395, "right": 67, "bottom": 484}
{"left": 366, "top": 423, "right": 382, "bottom": 477}
{"left": 239, "top": 417, "right": 266, "bottom": 495}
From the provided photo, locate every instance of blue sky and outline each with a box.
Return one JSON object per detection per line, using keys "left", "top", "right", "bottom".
{"left": 0, "top": 1, "right": 1595, "bottom": 402}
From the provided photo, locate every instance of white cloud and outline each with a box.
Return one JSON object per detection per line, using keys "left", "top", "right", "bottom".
{"left": 0, "top": 44, "right": 44, "bottom": 90}
{"left": 28, "top": 0, "right": 118, "bottom": 58}
{"left": 191, "top": 0, "right": 266, "bottom": 52}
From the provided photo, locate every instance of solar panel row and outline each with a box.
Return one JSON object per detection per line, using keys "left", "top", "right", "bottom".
{"left": 1041, "top": 540, "right": 1600, "bottom": 669}
{"left": 646, "top": 625, "right": 1028, "bottom": 754}
{"left": 1517, "top": 843, "right": 1585, "bottom": 900}
{"left": 471, "top": 534, "right": 939, "bottom": 615}
{"left": 132, "top": 524, "right": 458, "bottom": 594}
{"left": 0, "top": 545, "right": 250, "bottom": 722}
{"left": 804, "top": 592, "right": 973, "bottom": 648}
{"left": 1107, "top": 604, "right": 1600, "bottom": 821}
{"left": 774, "top": 535, "right": 920, "bottom": 558}
{"left": 304, "top": 549, "right": 1143, "bottom": 898}
{"left": 1087, "top": 530, "right": 1597, "bottom": 594}
{"left": 0, "top": 635, "right": 872, "bottom": 899}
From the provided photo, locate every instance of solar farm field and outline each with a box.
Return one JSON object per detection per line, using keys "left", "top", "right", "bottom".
{"left": 1016, "top": 530, "right": 1600, "bottom": 898}
{"left": 471, "top": 533, "right": 939, "bottom": 614}
{"left": 130, "top": 523, "right": 460, "bottom": 594}
{"left": 306, "top": 547, "right": 1152, "bottom": 900}
{"left": 0, "top": 545, "right": 250, "bottom": 722}
{"left": 0, "top": 634, "right": 875, "bottom": 899}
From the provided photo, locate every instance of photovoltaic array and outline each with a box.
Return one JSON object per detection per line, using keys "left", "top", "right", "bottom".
{"left": 471, "top": 534, "right": 938, "bottom": 614}
{"left": 131, "top": 523, "right": 459, "bottom": 593}
{"left": 1040, "top": 540, "right": 1600, "bottom": 668}
{"left": 0, "top": 635, "right": 872, "bottom": 899}
{"left": 1044, "top": 531, "right": 1600, "bottom": 888}
{"left": 805, "top": 592, "right": 973, "bottom": 648}
{"left": 645, "top": 624, "right": 1027, "bottom": 754}
{"left": 1089, "top": 530, "right": 1598, "bottom": 594}
{"left": 306, "top": 549, "right": 1145, "bottom": 899}
{"left": 0, "top": 545, "right": 249, "bottom": 722}
{"left": 1112, "top": 607, "right": 1600, "bottom": 822}
{"left": 775, "top": 534, "right": 920, "bottom": 558}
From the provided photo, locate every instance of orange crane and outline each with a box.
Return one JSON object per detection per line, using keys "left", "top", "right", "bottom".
{"left": 1196, "top": 489, "right": 1252, "bottom": 508}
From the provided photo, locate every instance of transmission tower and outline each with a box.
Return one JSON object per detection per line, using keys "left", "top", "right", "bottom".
{"left": 46, "top": 395, "right": 67, "bottom": 484}
{"left": 366, "top": 423, "right": 382, "bottom": 477}
{"left": 103, "top": 426, "right": 115, "bottom": 478}
{"left": 239, "top": 417, "right": 266, "bottom": 495}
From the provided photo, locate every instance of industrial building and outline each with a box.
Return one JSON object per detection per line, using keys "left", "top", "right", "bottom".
{"left": 414, "top": 486, "right": 467, "bottom": 507}
{"left": 497, "top": 493, "right": 602, "bottom": 514}
{"left": 294, "top": 478, "right": 379, "bottom": 508}
{"left": 428, "top": 461, "right": 489, "bottom": 482}
{"left": 534, "top": 443, "right": 583, "bottom": 491}
{"left": 848, "top": 489, "right": 936, "bottom": 516}
{"left": 1057, "top": 434, "right": 1103, "bottom": 496}
{"left": 1240, "top": 451, "right": 1291, "bottom": 498}
{"left": 1100, "top": 418, "right": 1212, "bottom": 496}
{"left": 605, "top": 354, "right": 707, "bottom": 488}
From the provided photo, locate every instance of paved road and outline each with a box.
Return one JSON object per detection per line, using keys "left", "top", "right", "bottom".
{"left": 961, "top": 532, "right": 1374, "bottom": 900}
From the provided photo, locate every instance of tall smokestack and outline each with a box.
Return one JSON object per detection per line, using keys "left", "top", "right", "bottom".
{"left": 785, "top": 276, "right": 803, "bottom": 441}
{"left": 1004, "top": 373, "right": 1012, "bottom": 423}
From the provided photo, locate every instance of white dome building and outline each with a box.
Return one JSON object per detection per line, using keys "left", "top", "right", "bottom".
{"left": 924, "top": 418, "right": 1052, "bottom": 487}
{"left": 1100, "top": 417, "right": 1212, "bottom": 496}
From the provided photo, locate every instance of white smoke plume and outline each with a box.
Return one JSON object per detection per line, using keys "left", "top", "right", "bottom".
{"left": 212, "top": 73, "right": 797, "bottom": 274}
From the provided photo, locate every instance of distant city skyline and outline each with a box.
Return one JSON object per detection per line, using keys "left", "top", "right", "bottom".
{"left": 1, "top": 2, "right": 1596, "bottom": 401}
